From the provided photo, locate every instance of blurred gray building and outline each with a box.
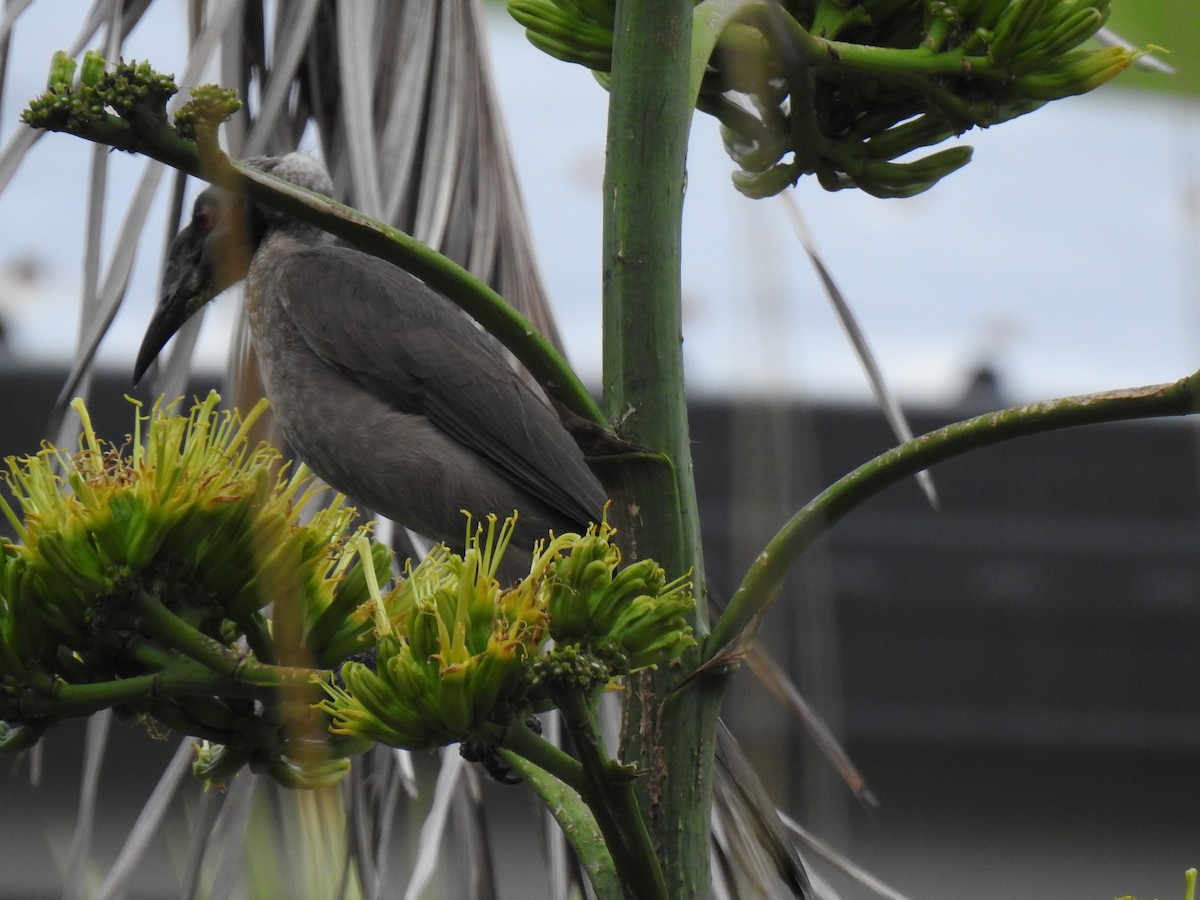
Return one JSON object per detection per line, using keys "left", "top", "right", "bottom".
{"left": 2, "top": 367, "right": 1198, "bottom": 898}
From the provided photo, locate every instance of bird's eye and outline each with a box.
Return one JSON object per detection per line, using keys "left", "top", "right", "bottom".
{"left": 193, "top": 204, "right": 215, "bottom": 233}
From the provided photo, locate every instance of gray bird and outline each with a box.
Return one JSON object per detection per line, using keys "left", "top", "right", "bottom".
{"left": 135, "top": 153, "right": 606, "bottom": 579}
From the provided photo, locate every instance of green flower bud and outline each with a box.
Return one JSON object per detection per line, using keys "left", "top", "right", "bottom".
{"left": 540, "top": 519, "right": 695, "bottom": 672}
{"left": 192, "top": 740, "right": 251, "bottom": 785}
{"left": 265, "top": 753, "right": 352, "bottom": 790}
{"left": 990, "top": 0, "right": 1055, "bottom": 64}
{"left": 79, "top": 50, "right": 105, "bottom": 88}
{"left": 852, "top": 146, "right": 974, "bottom": 199}
{"left": 0, "top": 719, "right": 48, "bottom": 754}
{"left": 173, "top": 84, "right": 242, "bottom": 141}
{"left": 47, "top": 51, "right": 77, "bottom": 91}
{"left": 1008, "top": 6, "right": 1105, "bottom": 75}
{"left": 527, "top": 643, "right": 611, "bottom": 692}
{"left": 320, "top": 515, "right": 547, "bottom": 750}
{"left": 1012, "top": 46, "right": 1137, "bottom": 101}
{"left": 546, "top": 520, "right": 620, "bottom": 641}
{"left": 509, "top": 0, "right": 614, "bottom": 72}
{"left": 732, "top": 161, "right": 801, "bottom": 200}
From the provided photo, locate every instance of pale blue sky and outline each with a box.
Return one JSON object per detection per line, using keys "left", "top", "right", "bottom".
{"left": 1, "top": 4, "right": 1197, "bottom": 405}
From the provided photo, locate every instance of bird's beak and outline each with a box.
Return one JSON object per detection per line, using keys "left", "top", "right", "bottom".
{"left": 133, "top": 221, "right": 217, "bottom": 385}
{"left": 134, "top": 187, "right": 254, "bottom": 385}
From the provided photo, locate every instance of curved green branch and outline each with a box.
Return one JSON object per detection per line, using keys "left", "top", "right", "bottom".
{"left": 22, "top": 62, "right": 604, "bottom": 426}
{"left": 497, "top": 734, "right": 622, "bottom": 898}
{"left": 556, "top": 689, "right": 667, "bottom": 900}
{"left": 705, "top": 371, "right": 1200, "bottom": 660}
{"left": 503, "top": 704, "right": 665, "bottom": 900}
{"left": 500, "top": 716, "right": 585, "bottom": 788}
{"left": 4, "top": 659, "right": 241, "bottom": 720}
{"left": 126, "top": 588, "right": 326, "bottom": 690}
{"left": 690, "top": 0, "right": 763, "bottom": 107}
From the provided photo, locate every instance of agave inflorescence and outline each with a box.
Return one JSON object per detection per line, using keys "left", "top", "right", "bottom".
{"left": 322, "top": 515, "right": 696, "bottom": 752}
{"left": 511, "top": 0, "right": 1150, "bottom": 198}
{"left": 24, "top": 53, "right": 242, "bottom": 154}
{"left": 0, "top": 392, "right": 396, "bottom": 783}
{"left": 0, "top": 393, "right": 695, "bottom": 784}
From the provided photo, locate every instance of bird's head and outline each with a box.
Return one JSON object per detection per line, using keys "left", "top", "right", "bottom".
{"left": 133, "top": 153, "right": 334, "bottom": 384}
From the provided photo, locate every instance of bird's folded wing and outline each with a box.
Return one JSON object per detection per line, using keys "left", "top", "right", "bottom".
{"left": 276, "top": 245, "right": 606, "bottom": 527}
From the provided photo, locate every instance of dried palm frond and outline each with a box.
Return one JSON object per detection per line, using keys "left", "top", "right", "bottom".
{"left": 2, "top": 1, "right": 556, "bottom": 896}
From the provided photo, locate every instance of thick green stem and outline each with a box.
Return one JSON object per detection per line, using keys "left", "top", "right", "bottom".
{"left": 706, "top": 371, "right": 1200, "bottom": 659}
{"left": 126, "top": 589, "right": 326, "bottom": 689}
{"left": 602, "top": 1, "right": 701, "bottom": 585}
{"left": 3, "top": 660, "right": 243, "bottom": 719}
{"left": 127, "top": 589, "right": 242, "bottom": 672}
{"left": 24, "top": 98, "right": 602, "bottom": 426}
{"left": 557, "top": 690, "right": 667, "bottom": 900}
{"left": 2, "top": 658, "right": 327, "bottom": 725}
{"left": 603, "top": 2, "right": 721, "bottom": 894}
{"left": 503, "top": 711, "right": 664, "bottom": 900}
{"left": 497, "top": 738, "right": 621, "bottom": 897}
{"left": 501, "top": 716, "right": 585, "bottom": 788}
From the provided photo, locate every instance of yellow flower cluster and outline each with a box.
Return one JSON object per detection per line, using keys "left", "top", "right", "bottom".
{"left": 0, "top": 394, "right": 696, "bottom": 775}
{"left": 0, "top": 393, "right": 397, "bottom": 780}
{"left": 322, "top": 517, "right": 696, "bottom": 751}
{"left": 0, "top": 393, "right": 391, "bottom": 676}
